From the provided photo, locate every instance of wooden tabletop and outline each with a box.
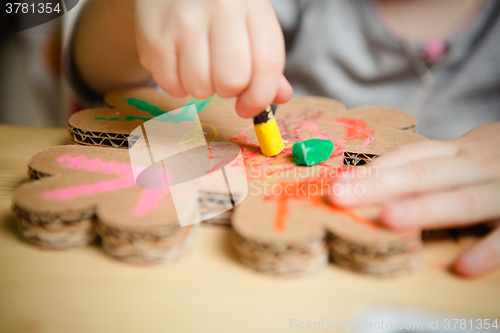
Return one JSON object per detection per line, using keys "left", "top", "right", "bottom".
{"left": 0, "top": 124, "right": 499, "bottom": 333}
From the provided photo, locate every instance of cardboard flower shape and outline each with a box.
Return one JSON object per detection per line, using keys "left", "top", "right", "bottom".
{"left": 230, "top": 97, "right": 427, "bottom": 277}
{"left": 11, "top": 144, "right": 241, "bottom": 264}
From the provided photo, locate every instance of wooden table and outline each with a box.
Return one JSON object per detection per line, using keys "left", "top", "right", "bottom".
{"left": 0, "top": 124, "right": 499, "bottom": 333}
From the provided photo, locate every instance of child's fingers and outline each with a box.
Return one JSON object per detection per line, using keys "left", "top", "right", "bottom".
{"left": 132, "top": 2, "right": 189, "bottom": 98}
{"left": 369, "top": 140, "right": 458, "bottom": 170}
{"left": 454, "top": 225, "right": 500, "bottom": 278}
{"left": 178, "top": 21, "right": 214, "bottom": 99}
{"left": 333, "top": 156, "right": 499, "bottom": 207}
{"left": 236, "top": 0, "right": 285, "bottom": 118}
{"left": 210, "top": 6, "right": 252, "bottom": 98}
{"left": 380, "top": 181, "right": 500, "bottom": 230}
{"left": 273, "top": 75, "right": 294, "bottom": 104}
{"left": 148, "top": 42, "right": 188, "bottom": 98}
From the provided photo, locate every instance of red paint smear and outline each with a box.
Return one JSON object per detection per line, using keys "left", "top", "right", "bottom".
{"left": 208, "top": 145, "right": 234, "bottom": 172}
{"left": 336, "top": 118, "right": 375, "bottom": 140}
{"left": 207, "top": 145, "right": 215, "bottom": 172}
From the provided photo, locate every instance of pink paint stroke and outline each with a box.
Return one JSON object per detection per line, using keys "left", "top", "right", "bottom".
{"left": 362, "top": 135, "right": 374, "bottom": 147}
{"left": 43, "top": 178, "right": 136, "bottom": 201}
{"left": 133, "top": 189, "right": 171, "bottom": 217}
{"left": 57, "top": 155, "right": 132, "bottom": 176}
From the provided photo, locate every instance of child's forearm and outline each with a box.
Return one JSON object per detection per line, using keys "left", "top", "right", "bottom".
{"left": 73, "top": 0, "right": 153, "bottom": 95}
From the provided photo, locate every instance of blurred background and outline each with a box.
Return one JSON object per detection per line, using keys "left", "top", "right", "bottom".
{"left": 0, "top": 3, "right": 80, "bottom": 127}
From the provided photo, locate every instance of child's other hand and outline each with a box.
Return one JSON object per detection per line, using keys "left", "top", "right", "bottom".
{"left": 330, "top": 123, "right": 500, "bottom": 278}
{"left": 127, "top": 0, "right": 293, "bottom": 117}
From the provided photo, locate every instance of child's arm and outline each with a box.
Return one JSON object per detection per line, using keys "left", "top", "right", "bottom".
{"left": 331, "top": 123, "right": 500, "bottom": 278}
{"left": 72, "top": 0, "right": 293, "bottom": 116}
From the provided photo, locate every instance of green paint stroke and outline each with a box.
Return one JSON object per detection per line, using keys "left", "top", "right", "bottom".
{"left": 126, "top": 98, "right": 167, "bottom": 118}
{"left": 127, "top": 98, "right": 194, "bottom": 123}
{"left": 94, "top": 116, "right": 120, "bottom": 121}
{"left": 94, "top": 95, "right": 215, "bottom": 123}
{"left": 124, "top": 116, "right": 152, "bottom": 122}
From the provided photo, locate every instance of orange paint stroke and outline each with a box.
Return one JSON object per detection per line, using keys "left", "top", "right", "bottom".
{"left": 264, "top": 178, "right": 381, "bottom": 233}
{"left": 322, "top": 201, "right": 380, "bottom": 229}
{"left": 274, "top": 195, "right": 289, "bottom": 234}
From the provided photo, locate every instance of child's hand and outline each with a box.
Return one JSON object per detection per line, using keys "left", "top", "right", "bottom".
{"left": 330, "top": 123, "right": 500, "bottom": 278}
{"left": 126, "top": 0, "right": 293, "bottom": 117}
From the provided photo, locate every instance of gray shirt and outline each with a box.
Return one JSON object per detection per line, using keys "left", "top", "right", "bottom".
{"left": 272, "top": 0, "right": 500, "bottom": 139}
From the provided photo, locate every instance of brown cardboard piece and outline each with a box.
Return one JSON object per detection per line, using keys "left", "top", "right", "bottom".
{"left": 68, "top": 88, "right": 225, "bottom": 148}
{"left": 232, "top": 182, "right": 421, "bottom": 277}
{"left": 12, "top": 145, "right": 196, "bottom": 264}
{"left": 35, "top": 87, "right": 426, "bottom": 276}
{"left": 227, "top": 97, "right": 425, "bottom": 277}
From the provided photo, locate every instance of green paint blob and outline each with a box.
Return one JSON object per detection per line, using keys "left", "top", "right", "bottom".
{"left": 292, "top": 139, "right": 334, "bottom": 166}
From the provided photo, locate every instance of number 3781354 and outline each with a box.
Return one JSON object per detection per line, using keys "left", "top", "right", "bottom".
{"left": 6, "top": 2, "right": 61, "bottom": 14}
